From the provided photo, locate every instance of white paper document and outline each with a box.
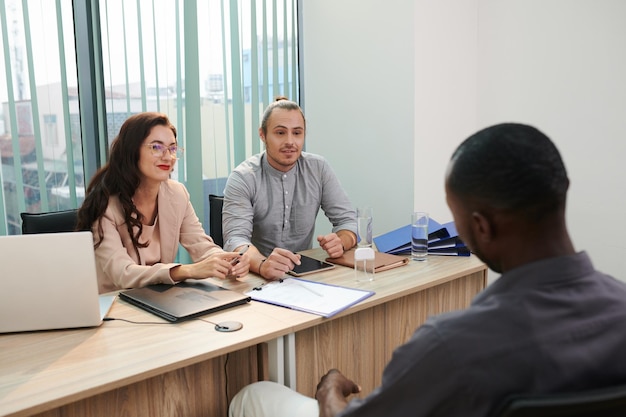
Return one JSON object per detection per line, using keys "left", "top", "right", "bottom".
{"left": 245, "top": 277, "right": 374, "bottom": 318}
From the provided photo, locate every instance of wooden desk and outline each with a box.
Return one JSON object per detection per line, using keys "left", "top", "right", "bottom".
{"left": 0, "top": 253, "right": 486, "bottom": 417}
{"left": 0, "top": 295, "right": 316, "bottom": 417}
{"left": 285, "top": 250, "right": 487, "bottom": 397}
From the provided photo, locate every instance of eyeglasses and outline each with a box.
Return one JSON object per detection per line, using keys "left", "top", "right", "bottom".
{"left": 144, "top": 143, "right": 184, "bottom": 158}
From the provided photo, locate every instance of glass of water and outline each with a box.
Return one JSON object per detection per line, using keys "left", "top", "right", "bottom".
{"left": 357, "top": 207, "right": 373, "bottom": 247}
{"left": 411, "top": 212, "right": 428, "bottom": 261}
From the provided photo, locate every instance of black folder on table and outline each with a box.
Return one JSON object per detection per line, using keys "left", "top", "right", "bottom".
{"left": 119, "top": 280, "right": 251, "bottom": 322}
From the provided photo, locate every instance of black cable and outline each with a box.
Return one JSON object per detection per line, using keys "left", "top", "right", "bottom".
{"left": 103, "top": 317, "right": 174, "bottom": 325}
{"left": 104, "top": 316, "right": 223, "bottom": 327}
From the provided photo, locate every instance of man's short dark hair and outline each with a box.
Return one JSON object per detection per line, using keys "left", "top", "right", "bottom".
{"left": 447, "top": 123, "right": 569, "bottom": 219}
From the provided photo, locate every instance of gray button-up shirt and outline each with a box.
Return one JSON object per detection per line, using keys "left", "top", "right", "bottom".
{"left": 222, "top": 152, "right": 357, "bottom": 256}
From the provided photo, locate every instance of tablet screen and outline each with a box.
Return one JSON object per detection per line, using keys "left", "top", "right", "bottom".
{"left": 288, "top": 255, "right": 336, "bottom": 276}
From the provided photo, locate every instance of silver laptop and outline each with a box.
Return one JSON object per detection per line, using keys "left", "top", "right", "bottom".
{"left": 0, "top": 231, "right": 115, "bottom": 333}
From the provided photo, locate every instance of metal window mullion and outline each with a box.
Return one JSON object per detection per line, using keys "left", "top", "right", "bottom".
{"left": 220, "top": 0, "right": 233, "bottom": 173}
{"left": 282, "top": 0, "right": 288, "bottom": 97}
{"left": 74, "top": 0, "right": 107, "bottom": 183}
{"left": 92, "top": 3, "right": 108, "bottom": 168}
{"left": 121, "top": 3, "right": 131, "bottom": 113}
{"left": 272, "top": 0, "right": 278, "bottom": 98}
{"left": 151, "top": 0, "right": 160, "bottom": 111}
{"left": 182, "top": 0, "right": 203, "bottom": 216}
{"left": 296, "top": 0, "right": 304, "bottom": 111}
{"left": 1, "top": 0, "right": 26, "bottom": 228}
{"left": 229, "top": 0, "right": 245, "bottom": 166}
{"left": 56, "top": 0, "right": 78, "bottom": 206}
{"left": 290, "top": 0, "right": 298, "bottom": 101}
{"left": 1, "top": 0, "right": 27, "bottom": 221}
{"left": 101, "top": 1, "right": 112, "bottom": 119}
{"left": 0, "top": 0, "right": 20, "bottom": 234}
{"left": 261, "top": 0, "right": 269, "bottom": 108}
{"left": 175, "top": 0, "right": 185, "bottom": 181}
{"left": 136, "top": 0, "right": 147, "bottom": 111}
{"left": 250, "top": 0, "right": 260, "bottom": 155}
{"left": 22, "top": 1, "right": 50, "bottom": 211}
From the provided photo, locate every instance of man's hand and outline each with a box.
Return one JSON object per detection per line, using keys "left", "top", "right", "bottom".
{"left": 315, "top": 369, "right": 361, "bottom": 417}
{"left": 318, "top": 233, "right": 344, "bottom": 258}
{"left": 260, "top": 247, "right": 302, "bottom": 280}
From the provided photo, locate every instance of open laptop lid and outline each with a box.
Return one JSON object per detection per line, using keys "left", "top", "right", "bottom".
{"left": 0, "top": 231, "right": 111, "bottom": 333}
{"left": 119, "top": 280, "right": 251, "bottom": 322}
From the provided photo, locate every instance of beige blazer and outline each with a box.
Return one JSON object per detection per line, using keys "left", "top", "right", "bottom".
{"left": 94, "top": 180, "right": 221, "bottom": 293}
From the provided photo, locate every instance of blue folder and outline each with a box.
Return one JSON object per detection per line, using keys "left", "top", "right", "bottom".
{"left": 428, "top": 235, "right": 465, "bottom": 249}
{"left": 373, "top": 218, "right": 445, "bottom": 254}
{"left": 373, "top": 219, "right": 469, "bottom": 256}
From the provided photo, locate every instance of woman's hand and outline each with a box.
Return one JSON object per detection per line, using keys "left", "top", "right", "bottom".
{"left": 170, "top": 251, "right": 250, "bottom": 281}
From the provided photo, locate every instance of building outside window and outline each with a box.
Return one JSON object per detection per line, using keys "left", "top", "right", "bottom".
{"left": 0, "top": 0, "right": 299, "bottom": 235}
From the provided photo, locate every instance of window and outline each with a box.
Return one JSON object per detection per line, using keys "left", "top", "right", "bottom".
{"left": 43, "top": 114, "right": 58, "bottom": 145}
{"left": 0, "top": 0, "right": 81, "bottom": 234}
{"left": 0, "top": 0, "right": 299, "bottom": 235}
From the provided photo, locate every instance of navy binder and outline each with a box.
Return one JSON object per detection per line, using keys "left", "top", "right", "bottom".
{"left": 373, "top": 218, "right": 470, "bottom": 256}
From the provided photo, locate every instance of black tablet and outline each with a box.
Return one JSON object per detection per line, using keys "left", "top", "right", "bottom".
{"left": 288, "top": 254, "right": 336, "bottom": 277}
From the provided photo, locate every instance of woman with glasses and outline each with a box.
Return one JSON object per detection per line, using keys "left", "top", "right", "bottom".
{"left": 77, "top": 112, "right": 249, "bottom": 293}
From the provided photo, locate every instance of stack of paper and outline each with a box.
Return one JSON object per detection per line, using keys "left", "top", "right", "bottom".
{"left": 373, "top": 219, "right": 470, "bottom": 256}
{"left": 245, "top": 278, "right": 374, "bottom": 318}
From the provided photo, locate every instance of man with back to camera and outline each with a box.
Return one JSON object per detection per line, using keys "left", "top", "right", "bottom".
{"left": 227, "top": 123, "right": 626, "bottom": 416}
{"left": 221, "top": 97, "right": 358, "bottom": 281}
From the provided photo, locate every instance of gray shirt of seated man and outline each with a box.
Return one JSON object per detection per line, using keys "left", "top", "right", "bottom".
{"left": 222, "top": 151, "right": 357, "bottom": 256}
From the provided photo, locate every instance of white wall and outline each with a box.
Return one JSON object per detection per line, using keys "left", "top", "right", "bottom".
{"left": 476, "top": 0, "right": 626, "bottom": 279}
{"left": 300, "top": 0, "right": 415, "bottom": 239}
{"left": 413, "top": 0, "right": 479, "bottom": 222}
{"left": 301, "top": 0, "right": 626, "bottom": 280}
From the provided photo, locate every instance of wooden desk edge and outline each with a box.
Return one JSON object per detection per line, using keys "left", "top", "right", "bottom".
{"left": 1, "top": 254, "right": 487, "bottom": 417}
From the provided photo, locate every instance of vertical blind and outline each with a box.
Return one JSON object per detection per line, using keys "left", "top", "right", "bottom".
{"left": 0, "top": 0, "right": 299, "bottom": 235}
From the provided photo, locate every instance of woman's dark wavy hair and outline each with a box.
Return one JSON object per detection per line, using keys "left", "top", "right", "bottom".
{"left": 76, "top": 112, "right": 177, "bottom": 256}
{"left": 447, "top": 123, "right": 569, "bottom": 221}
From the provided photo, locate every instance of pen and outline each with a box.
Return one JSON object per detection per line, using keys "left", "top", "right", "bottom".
{"left": 252, "top": 278, "right": 284, "bottom": 291}
{"left": 231, "top": 244, "right": 250, "bottom": 266}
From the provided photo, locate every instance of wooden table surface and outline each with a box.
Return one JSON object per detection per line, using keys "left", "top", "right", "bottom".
{"left": 0, "top": 251, "right": 487, "bottom": 417}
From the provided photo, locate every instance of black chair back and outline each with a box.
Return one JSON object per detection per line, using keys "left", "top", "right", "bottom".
{"left": 20, "top": 209, "right": 79, "bottom": 234}
{"left": 208, "top": 194, "right": 224, "bottom": 247}
{"left": 494, "top": 384, "right": 626, "bottom": 417}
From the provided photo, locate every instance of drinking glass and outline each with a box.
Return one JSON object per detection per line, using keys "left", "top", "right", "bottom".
{"left": 411, "top": 212, "right": 428, "bottom": 261}
{"left": 357, "top": 207, "right": 373, "bottom": 247}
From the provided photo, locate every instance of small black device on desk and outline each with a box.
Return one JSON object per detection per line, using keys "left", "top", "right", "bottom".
{"left": 288, "top": 254, "right": 335, "bottom": 277}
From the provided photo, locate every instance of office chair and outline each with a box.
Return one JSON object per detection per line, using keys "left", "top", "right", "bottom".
{"left": 208, "top": 194, "right": 224, "bottom": 247}
{"left": 494, "top": 384, "right": 626, "bottom": 417}
{"left": 20, "top": 209, "right": 79, "bottom": 234}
